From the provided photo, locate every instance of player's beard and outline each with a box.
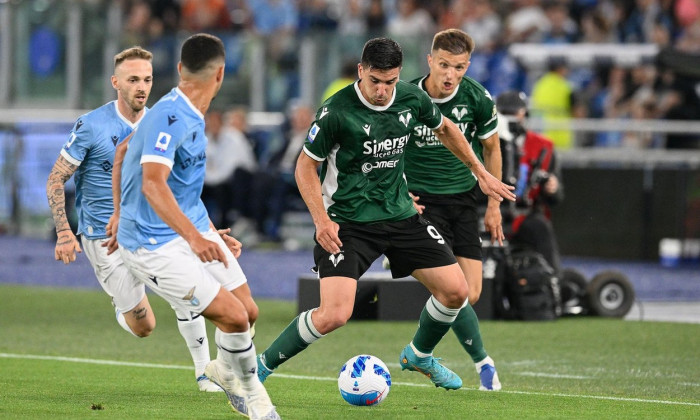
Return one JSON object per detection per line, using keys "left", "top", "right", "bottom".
{"left": 127, "top": 93, "right": 147, "bottom": 113}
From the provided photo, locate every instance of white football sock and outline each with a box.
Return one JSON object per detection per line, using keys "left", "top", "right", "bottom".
{"left": 176, "top": 312, "right": 211, "bottom": 377}
{"left": 216, "top": 328, "right": 260, "bottom": 392}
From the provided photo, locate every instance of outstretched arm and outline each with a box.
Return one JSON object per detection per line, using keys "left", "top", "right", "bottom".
{"left": 46, "top": 155, "right": 81, "bottom": 264}
{"left": 481, "top": 132, "right": 505, "bottom": 245}
{"left": 433, "top": 117, "right": 515, "bottom": 203}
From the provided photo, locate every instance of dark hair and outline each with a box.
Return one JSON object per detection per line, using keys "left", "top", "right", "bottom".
{"left": 180, "top": 33, "right": 225, "bottom": 73}
{"left": 360, "top": 38, "right": 402, "bottom": 70}
{"left": 431, "top": 29, "right": 475, "bottom": 55}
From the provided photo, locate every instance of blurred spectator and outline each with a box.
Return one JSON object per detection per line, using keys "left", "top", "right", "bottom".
{"left": 251, "top": 100, "right": 314, "bottom": 241}
{"left": 676, "top": 20, "right": 700, "bottom": 52}
{"left": 247, "top": 0, "right": 298, "bottom": 39}
{"left": 180, "top": 0, "right": 231, "bottom": 32}
{"left": 320, "top": 60, "right": 356, "bottom": 103}
{"left": 123, "top": 0, "right": 154, "bottom": 45}
{"left": 246, "top": 0, "right": 300, "bottom": 110}
{"left": 505, "top": 0, "right": 550, "bottom": 43}
{"left": 530, "top": 58, "right": 574, "bottom": 149}
{"left": 366, "top": 0, "right": 387, "bottom": 36}
{"left": 675, "top": 0, "right": 700, "bottom": 28}
{"left": 298, "top": 0, "right": 339, "bottom": 34}
{"left": 458, "top": 0, "right": 503, "bottom": 52}
{"left": 227, "top": 0, "right": 253, "bottom": 33}
{"left": 387, "top": 0, "right": 436, "bottom": 37}
{"left": 619, "top": 0, "right": 674, "bottom": 43}
{"left": 150, "top": 0, "right": 181, "bottom": 34}
{"left": 541, "top": 1, "right": 578, "bottom": 44}
{"left": 337, "top": 0, "right": 368, "bottom": 35}
{"left": 579, "top": 8, "right": 617, "bottom": 43}
{"left": 201, "top": 108, "right": 258, "bottom": 229}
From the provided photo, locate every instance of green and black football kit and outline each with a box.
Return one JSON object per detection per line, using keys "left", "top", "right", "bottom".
{"left": 404, "top": 76, "right": 498, "bottom": 260}
{"left": 302, "top": 80, "right": 458, "bottom": 279}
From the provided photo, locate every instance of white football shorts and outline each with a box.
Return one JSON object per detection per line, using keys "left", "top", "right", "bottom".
{"left": 118, "top": 230, "right": 247, "bottom": 316}
{"left": 81, "top": 237, "right": 146, "bottom": 313}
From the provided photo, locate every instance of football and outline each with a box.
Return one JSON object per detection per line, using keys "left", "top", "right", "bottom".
{"left": 338, "top": 354, "right": 391, "bottom": 406}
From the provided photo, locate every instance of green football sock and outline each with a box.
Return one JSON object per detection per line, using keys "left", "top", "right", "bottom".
{"left": 451, "top": 303, "right": 487, "bottom": 363}
{"left": 260, "top": 309, "right": 322, "bottom": 370}
{"left": 411, "top": 296, "right": 460, "bottom": 354}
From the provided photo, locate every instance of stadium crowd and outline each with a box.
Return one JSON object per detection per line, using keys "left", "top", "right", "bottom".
{"left": 120, "top": 0, "right": 700, "bottom": 149}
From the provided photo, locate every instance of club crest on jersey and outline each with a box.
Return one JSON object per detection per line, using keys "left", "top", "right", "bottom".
{"left": 155, "top": 132, "right": 172, "bottom": 152}
{"left": 183, "top": 286, "right": 199, "bottom": 306}
{"left": 451, "top": 106, "right": 469, "bottom": 120}
{"left": 399, "top": 112, "right": 413, "bottom": 127}
{"left": 308, "top": 123, "right": 320, "bottom": 142}
{"left": 329, "top": 251, "right": 344, "bottom": 267}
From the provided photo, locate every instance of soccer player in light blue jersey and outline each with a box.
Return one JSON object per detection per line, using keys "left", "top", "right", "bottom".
{"left": 46, "top": 46, "right": 222, "bottom": 393}
{"left": 115, "top": 34, "right": 278, "bottom": 420}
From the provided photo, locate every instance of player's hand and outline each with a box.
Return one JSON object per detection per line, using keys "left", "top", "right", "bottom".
{"left": 105, "top": 214, "right": 116, "bottom": 237}
{"left": 315, "top": 217, "right": 342, "bottom": 255}
{"left": 409, "top": 192, "right": 424, "bottom": 214}
{"left": 55, "top": 230, "right": 81, "bottom": 265}
{"left": 102, "top": 214, "right": 120, "bottom": 255}
{"left": 189, "top": 235, "right": 229, "bottom": 268}
{"left": 484, "top": 203, "right": 504, "bottom": 246}
{"left": 477, "top": 171, "right": 516, "bottom": 202}
{"left": 218, "top": 228, "right": 242, "bottom": 259}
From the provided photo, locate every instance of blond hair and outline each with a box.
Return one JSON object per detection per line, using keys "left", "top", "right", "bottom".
{"left": 114, "top": 46, "right": 153, "bottom": 68}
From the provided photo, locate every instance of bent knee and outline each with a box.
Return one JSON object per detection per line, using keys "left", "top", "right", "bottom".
{"left": 313, "top": 309, "right": 351, "bottom": 334}
{"left": 468, "top": 287, "right": 482, "bottom": 305}
{"left": 132, "top": 321, "right": 156, "bottom": 338}
{"left": 247, "top": 303, "right": 259, "bottom": 326}
{"left": 220, "top": 309, "right": 250, "bottom": 332}
{"left": 444, "top": 283, "right": 469, "bottom": 308}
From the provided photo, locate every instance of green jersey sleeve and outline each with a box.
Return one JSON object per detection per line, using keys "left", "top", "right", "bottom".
{"left": 416, "top": 88, "right": 444, "bottom": 131}
{"left": 475, "top": 88, "right": 499, "bottom": 140}
{"left": 302, "top": 104, "right": 338, "bottom": 161}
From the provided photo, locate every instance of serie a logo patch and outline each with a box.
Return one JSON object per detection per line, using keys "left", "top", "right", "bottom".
{"left": 155, "top": 132, "right": 172, "bottom": 152}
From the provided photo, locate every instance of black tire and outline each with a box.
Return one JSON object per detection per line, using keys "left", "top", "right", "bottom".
{"left": 586, "top": 271, "right": 635, "bottom": 317}
{"left": 560, "top": 268, "right": 589, "bottom": 315}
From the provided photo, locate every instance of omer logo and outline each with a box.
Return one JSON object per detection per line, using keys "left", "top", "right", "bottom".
{"left": 362, "top": 160, "right": 399, "bottom": 173}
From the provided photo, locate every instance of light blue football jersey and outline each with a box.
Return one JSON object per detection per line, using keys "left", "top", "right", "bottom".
{"left": 60, "top": 101, "right": 143, "bottom": 239}
{"left": 118, "top": 87, "right": 210, "bottom": 251}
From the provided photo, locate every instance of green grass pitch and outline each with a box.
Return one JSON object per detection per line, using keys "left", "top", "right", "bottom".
{"left": 1, "top": 284, "right": 698, "bottom": 419}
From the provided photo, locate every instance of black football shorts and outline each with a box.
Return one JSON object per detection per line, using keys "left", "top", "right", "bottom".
{"left": 313, "top": 214, "right": 457, "bottom": 279}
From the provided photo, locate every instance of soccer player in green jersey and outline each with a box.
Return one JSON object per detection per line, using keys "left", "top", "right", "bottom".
{"left": 256, "top": 37, "right": 514, "bottom": 391}
{"left": 404, "top": 28, "right": 503, "bottom": 390}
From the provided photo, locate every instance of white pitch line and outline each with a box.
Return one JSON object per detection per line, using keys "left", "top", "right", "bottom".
{"left": 1, "top": 353, "right": 698, "bottom": 407}
{"left": 0, "top": 352, "right": 192, "bottom": 370}
{"left": 514, "top": 371, "right": 593, "bottom": 379}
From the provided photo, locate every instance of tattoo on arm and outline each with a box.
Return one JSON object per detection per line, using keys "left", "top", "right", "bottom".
{"left": 46, "top": 156, "right": 78, "bottom": 234}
